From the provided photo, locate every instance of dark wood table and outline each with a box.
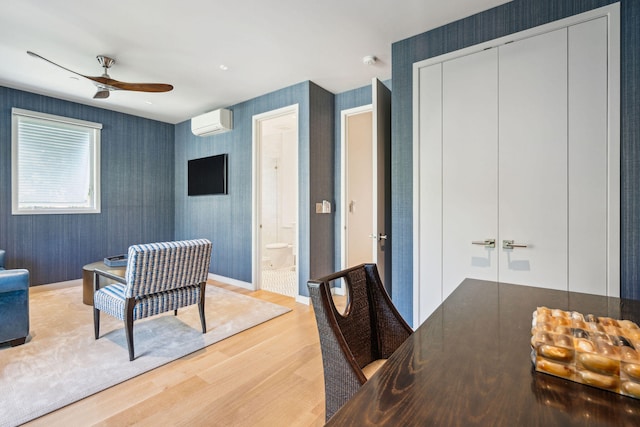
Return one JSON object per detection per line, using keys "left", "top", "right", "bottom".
{"left": 326, "top": 279, "right": 640, "bottom": 426}
{"left": 81, "top": 261, "right": 126, "bottom": 305}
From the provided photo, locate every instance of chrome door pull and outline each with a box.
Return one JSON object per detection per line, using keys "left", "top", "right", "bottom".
{"left": 503, "top": 240, "right": 528, "bottom": 249}
{"left": 471, "top": 239, "right": 495, "bottom": 248}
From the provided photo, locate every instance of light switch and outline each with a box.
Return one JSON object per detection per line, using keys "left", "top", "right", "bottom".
{"left": 316, "top": 200, "right": 332, "bottom": 214}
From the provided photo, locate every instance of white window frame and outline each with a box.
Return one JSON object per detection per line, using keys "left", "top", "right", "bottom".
{"left": 11, "top": 108, "right": 102, "bottom": 215}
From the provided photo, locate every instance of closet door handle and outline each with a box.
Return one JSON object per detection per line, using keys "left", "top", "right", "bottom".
{"left": 471, "top": 239, "right": 495, "bottom": 248}
{"left": 502, "top": 240, "right": 528, "bottom": 249}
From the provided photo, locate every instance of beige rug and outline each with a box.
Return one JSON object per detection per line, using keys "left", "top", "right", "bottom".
{"left": 0, "top": 282, "right": 290, "bottom": 427}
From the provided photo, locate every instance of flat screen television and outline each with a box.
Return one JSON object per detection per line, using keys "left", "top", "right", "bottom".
{"left": 188, "top": 153, "right": 228, "bottom": 196}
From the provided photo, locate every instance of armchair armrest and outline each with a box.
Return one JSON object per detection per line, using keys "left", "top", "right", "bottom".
{"left": 0, "top": 269, "right": 29, "bottom": 293}
{"left": 93, "top": 268, "right": 126, "bottom": 292}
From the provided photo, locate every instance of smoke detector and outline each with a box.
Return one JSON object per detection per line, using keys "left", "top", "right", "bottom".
{"left": 362, "top": 55, "right": 377, "bottom": 65}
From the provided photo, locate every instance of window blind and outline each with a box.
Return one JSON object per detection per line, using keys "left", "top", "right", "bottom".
{"left": 12, "top": 108, "right": 102, "bottom": 214}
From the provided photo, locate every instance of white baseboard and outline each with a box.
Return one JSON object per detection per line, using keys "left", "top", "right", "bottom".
{"left": 331, "top": 286, "right": 346, "bottom": 296}
{"left": 208, "top": 272, "right": 310, "bottom": 305}
{"left": 208, "top": 273, "right": 254, "bottom": 291}
{"left": 295, "top": 295, "right": 310, "bottom": 305}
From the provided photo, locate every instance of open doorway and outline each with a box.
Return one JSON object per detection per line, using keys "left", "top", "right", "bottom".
{"left": 341, "top": 105, "right": 375, "bottom": 269}
{"left": 252, "top": 105, "right": 299, "bottom": 297}
{"left": 340, "top": 78, "right": 392, "bottom": 287}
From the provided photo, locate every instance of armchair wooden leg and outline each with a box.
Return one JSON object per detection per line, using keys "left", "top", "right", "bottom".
{"left": 93, "top": 307, "right": 100, "bottom": 339}
{"left": 174, "top": 309, "right": 178, "bottom": 316}
{"left": 198, "top": 282, "right": 206, "bottom": 333}
{"left": 124, "top": 298, "right": 135, "bottom": 361}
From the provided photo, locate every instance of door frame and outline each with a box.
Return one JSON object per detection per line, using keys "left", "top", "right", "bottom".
{"left": 340, "top": 104, "right": 373, "bottom": 272}
{"left": 412, "top": 4, "right": 620, "bottom": 327}
{"left": 251, "top": 104, "right": 299, "bottom": 293}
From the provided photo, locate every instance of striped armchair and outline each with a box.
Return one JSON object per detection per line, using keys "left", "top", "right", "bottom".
{"left": 93, "top": 239, "right": 212, "bottom": 360}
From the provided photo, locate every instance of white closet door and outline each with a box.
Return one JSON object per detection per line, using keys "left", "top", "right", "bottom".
{"left": 498, "top": 28, "right": 568, "bottom": 289}
{"left": 442, "top": 48, "right": 499, "bottom": 300}
{"left": 568, "top": 17, "right": 609, "bottom": 295}
{"left": 416, "top": 63, "right": 444, "bottom": 321}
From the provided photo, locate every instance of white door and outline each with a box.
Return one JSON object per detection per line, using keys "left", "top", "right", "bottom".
{"left": 567, "top": 16, "right": 611, "bottom": 294}
{"left": 442, "top": 48, "right": 499, "bottom": 300}
{"left": 498, "top": 28, "right": 568, "bottom": 289}
{"left": 416, "top": 63, "right": 444, "bottom": 320}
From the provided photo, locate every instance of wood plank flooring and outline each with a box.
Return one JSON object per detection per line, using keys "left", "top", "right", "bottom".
{"left": 24, "top": 282, "right": 326, "bottom": 426}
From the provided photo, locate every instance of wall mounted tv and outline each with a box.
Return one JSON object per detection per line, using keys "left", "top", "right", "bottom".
{"left": 188, "top": 153, "right": 228, "bottom": 196}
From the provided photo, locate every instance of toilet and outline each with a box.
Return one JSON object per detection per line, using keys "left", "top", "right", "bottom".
{"left": 266, "top": 243, "right": 290, "bottom": 269}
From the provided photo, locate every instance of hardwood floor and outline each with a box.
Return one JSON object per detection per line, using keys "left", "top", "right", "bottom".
{"left": 25, "top": 282, "right": 326, "bottom": 426}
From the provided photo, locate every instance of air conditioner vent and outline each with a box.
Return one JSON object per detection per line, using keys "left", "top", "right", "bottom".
{"left": 191, "top": 109, "right": 233, "bottom": 136}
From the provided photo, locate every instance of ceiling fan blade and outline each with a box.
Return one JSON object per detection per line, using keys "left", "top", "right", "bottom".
{"left": 27, "top": 51, "right": 88, "bottom": 79}
{"left": 85, "top": 76, "right": 173, "bottom": 93}
{"left": 93, "top": 90, "right": 110, "bottom": 99}
{"left": 112, "top": 81, "right": 173, "bottom": 93}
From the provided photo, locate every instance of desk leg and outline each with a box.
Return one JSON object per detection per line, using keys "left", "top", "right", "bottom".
{"left": 82, "top": 269, "right": 94, "bottom": 305}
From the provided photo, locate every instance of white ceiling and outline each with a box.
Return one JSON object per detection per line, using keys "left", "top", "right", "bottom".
{"left": 0, "top": 0, "right": 511, "bottom": 124}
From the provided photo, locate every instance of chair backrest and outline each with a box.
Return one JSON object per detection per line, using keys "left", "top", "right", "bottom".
{"left": 329, "top": 265, "right": 378, "bottom": 368}
{"left": 124, "top": 239, "right": 212, "bottom": 298}
{"left": 308, "top": 263, "right": 412, "bottom": 420}
{"left": 364, "top": 265, "right": 414, "bottom": 357}
{"left": 310, "top": 263, "right": 411, "bottom": 368}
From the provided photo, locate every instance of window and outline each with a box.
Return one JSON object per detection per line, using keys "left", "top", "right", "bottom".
{"left": 12, "top": 108, "right": 101, "bottom": 215}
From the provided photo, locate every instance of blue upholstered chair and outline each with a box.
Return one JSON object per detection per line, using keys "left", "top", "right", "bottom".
{"left": 0, "top": 249, "right": 30, "bottom": 346}
{"left": 93, "top": 239, "right": 212, "bottom": 360}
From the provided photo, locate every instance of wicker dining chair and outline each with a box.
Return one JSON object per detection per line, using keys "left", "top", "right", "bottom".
{"left": 308, "top": 263, "right": 413, "bottom": 421}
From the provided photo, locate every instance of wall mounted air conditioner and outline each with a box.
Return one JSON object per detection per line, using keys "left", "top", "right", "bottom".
{"left": 191, "top": 108, "right": 233, "bottom": 136}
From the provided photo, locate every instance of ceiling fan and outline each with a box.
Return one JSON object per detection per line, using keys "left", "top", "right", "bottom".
{"left": 27, "top": 51, "right": 173, "bottom": 99}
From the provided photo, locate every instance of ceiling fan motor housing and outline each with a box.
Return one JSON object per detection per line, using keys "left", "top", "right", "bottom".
{"left": 96, "top": 55, "right": 115, "bottom": 69}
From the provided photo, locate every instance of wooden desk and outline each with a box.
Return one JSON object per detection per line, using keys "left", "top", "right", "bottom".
{"left": 81, "top": 261, "right": 126, "bottom": 305}
{"left": 326, "top": 279, "right": 640, "bottom": 426}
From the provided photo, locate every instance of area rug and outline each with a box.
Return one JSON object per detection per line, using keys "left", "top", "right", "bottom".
{"left": 0, "top": 282, "right": 290, "bottom": 427}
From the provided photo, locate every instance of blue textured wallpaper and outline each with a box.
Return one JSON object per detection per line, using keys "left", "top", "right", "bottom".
{"left": 174, "top": 81, "right": 335, "bottom": 297}
{"left": 0, "top": 86, "right": 175, "bottom": 285}
{"left": 391, "top": 0, "right": 638, "bottom": 324}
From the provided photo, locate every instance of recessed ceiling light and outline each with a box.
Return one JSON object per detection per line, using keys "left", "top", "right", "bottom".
{"left": 219, "top": 64, "right": 228, "bottom": 71}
